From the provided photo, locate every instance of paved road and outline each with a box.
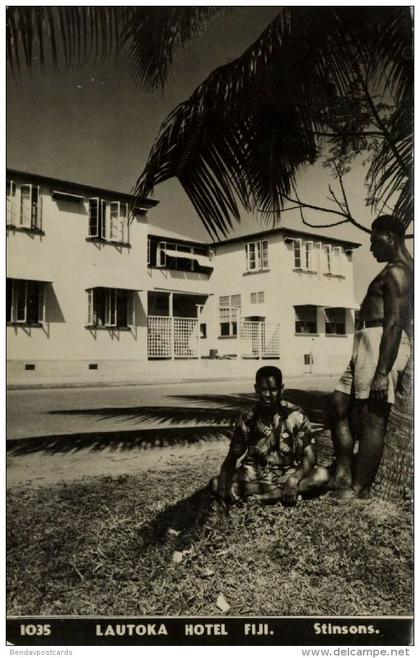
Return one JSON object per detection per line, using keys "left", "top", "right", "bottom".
{"left": 7, "top": 375, "right": 336, "bottom": 441}
{"left": 7, "top": 376, "right": 336, "bottom": 489}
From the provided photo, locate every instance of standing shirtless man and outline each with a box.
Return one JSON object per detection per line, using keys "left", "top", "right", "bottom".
{"left": 328, "top": 214, "right": 413, "bottom": 502}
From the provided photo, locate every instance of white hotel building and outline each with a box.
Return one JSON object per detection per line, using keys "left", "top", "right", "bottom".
{"left": 7, "top": 170, "right": 360, "bottom": 385}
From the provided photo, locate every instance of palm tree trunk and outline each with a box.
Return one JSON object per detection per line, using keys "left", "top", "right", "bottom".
{"left": 372, "top": 344, "right": 413, "bottom": 501}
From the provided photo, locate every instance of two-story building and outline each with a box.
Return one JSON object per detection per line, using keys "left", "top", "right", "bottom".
{"left": 6, "top": 169, "right": 360, "bottom": 384}
{"left": 206, "top": 228, "right": 360, "bottom": 375}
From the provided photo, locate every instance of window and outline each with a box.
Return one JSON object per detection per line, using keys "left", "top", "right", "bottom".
{"left": 250, "top": 291, "right": 264, "bottom": 304}
{"left": 6, "top": 279, "right": 45, "bottom": 324}
{"left": 295, "top": 305, "right": 317, "bottom": 334}
{"left": 109, "top": 202, "right": 129, "bottom": 243}
{"left": 245, "top": 240, "right": 269, "bottom": 272}
{"left": 219, "top": 294, "right": 241, "bottom": 337}
{"left": 87, "top": 288, "right": 134, "bottom": 328}
{"left": 294, "top": 239, "right": 314, "bottom": 271}
{"left": 88, "top": 198, "right": 129, "bottom": 243}
{"left": 323, "top": 245, "right": 343, "bottom": 276}
{"left": 324, "top": 308, "right": 346, "bottom": 335}
{"left": 200, "top": 323, "right": 207, "bottom": 339}
{"left": 7, "top": 181, "right": 42, "bottom": 231}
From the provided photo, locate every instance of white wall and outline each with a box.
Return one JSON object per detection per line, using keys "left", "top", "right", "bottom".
{"left": 209, "top": 233, "right": 357, "bottom": 375}
{"left": 7, "top": 177, "right": 149, "bottom": 363}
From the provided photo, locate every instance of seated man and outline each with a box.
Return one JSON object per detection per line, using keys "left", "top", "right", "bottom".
{"left": 210, "top": 365, "right": 329, "bottom": 504}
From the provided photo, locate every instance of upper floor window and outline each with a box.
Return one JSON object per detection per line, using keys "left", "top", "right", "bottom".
{"left": 88, "top": 198, "right": 129, "bottom": 244}
{"left": 250, "top": 291, "right": 264, "bottom": 304}
{"left": 295, "top": 305, "right": 317, "bottom": 334}
{"left": 294, "top": 239, "right": 315, "bottom": 271}
{"left": 245, "top": 240, "right": 269, "bottom": 272}
{"left": 324, "top": 307, "right": 346, "bottom": 335}
{"left": 6, "top": 278, "right": 45, "bottom": 325}
{"left": 219, "top": 294, "right": 241, "bottom": 337}
{"left": 7, "top": 181, "right": 42, "bottom": 232}
{"left": 86, "top": 287, "right": 134, "bottom": 328}
{"left": 148, "top": 238, "right": 212, "bottom": 272}
{"left": 323, "top": 245, "right": 343, "bottom": 276}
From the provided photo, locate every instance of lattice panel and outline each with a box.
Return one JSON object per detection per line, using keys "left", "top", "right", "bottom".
{"left": 174, "top": 317, "right": 199, "bottom": 358}
{"left": 262, "top": 323, "right": 281, "bottom": 357}
{"left": 147, "top": 316, "right": 172, "bottom": 358}
{"left": 240, "top": 321, "right": 280, "bottom": 358}
{"left": 241, "top": 320, "right": 262, "bottom": 357}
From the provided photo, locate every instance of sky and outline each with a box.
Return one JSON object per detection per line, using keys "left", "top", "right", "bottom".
{"left": 7, "top": 6, "right": 408, "bottom": 303}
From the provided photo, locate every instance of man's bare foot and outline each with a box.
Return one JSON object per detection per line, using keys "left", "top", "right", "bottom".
{"left": 330, "top": 487, "right": 370, "bottom": 505}
{"left": 325, "top": 461, "right": 352, "bottom": 491}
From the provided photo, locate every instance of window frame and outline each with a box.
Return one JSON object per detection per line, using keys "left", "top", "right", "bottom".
{"left": 6, "top": 182, "right": 42, "bottom": 232}
{"left": 245, "top": 239, "right": 269, "bottom": 272}
{"left": 86, "top": 287, "right": 134, "bottom": 329}
{"left": 324, "top": 307, "right": 346, "bottom": 335}
{"left": 294, "top": 305, "right": 318, "bottom": 335}
{"left": 7, "top": 279, "right": 45, "bottom": 325}
{"left": 219, "top": 294, "right": 241, "bottom": 337}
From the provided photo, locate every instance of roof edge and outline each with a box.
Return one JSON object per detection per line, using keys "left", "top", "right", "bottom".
{"left": 6, "top": 168, "right": 159, "bottom": 209}
{"left": 211, "top": 226, "right": 362, "bottom": 249}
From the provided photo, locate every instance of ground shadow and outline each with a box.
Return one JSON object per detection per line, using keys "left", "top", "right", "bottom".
{"left": 139, "top": 484, "right": 225, "bottom": 551}
{"left": 7, "top": 425, "right": 230, "bottom": 457}
{"left": 46, "top": 389, "right": 329, "bottom": 426}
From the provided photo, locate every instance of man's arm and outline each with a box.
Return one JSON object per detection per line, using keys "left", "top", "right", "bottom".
{"left": 217, "top": 421, "right": 247, "bottom": 500}
{"left": 282, "top": 445, "right": 316, "bottom": 504}
{"left": 370, "top": 266, "right": 409, "bottom": 401}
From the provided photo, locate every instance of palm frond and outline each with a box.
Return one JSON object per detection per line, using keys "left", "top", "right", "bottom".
{"left": 137, "top": 6, "right": 412, "bottom": 237}
{"left": 120, "top": 7, "right": 223, "bottom": 91}
{"left": 7, "top": 7, "right": 121, "bottom": 75}
{"left": 368, "top": 83, "right": 413, "bottom": 228}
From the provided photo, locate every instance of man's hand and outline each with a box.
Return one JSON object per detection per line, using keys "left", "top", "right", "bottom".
{"left": 370, "top": 371, "right": 389, "bottom": 402}
{"left": 217, "top": 472, "right": 236, "bottom": 503}
{"left": 282, "top": 475, "right": 299, "bottom": 505}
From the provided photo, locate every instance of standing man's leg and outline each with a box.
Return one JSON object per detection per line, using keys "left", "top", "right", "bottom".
{"left": 327, "top": 391, "right": 354, "bottom": 489}
{"left": 351, "top": 400, "right": 390, "bottom": 496}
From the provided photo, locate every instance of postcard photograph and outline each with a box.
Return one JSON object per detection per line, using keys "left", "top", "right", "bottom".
{"left": 5, "top": 4, "right": 414, "bottom": 648}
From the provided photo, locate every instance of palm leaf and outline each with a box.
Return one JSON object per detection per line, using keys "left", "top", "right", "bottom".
{"left": 7, "top": 7, "right": 122, "bottom": 75}
{"left": 137, "top": 7, "right": 412, "bottom": 236}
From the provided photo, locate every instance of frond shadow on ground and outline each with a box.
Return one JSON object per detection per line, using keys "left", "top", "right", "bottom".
{"left": 7, "top": 425, "right": 230, "bottom": 457}
{"left": 45, "top": 389, "right": 329, "bottom": 426}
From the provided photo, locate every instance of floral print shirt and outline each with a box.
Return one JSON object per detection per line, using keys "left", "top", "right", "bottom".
{"left": 230, "top": 400, "right": 315, "bottom": 473}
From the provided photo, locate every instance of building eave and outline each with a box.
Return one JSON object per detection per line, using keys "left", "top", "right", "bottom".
{"left": 211, "top": 226, "right": 362, "bottom": 250}
{"left": 6, "top": 168, "right": 159, "bottom": 209}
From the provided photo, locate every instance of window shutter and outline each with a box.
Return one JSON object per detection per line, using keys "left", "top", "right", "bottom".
{"left": 294, "top": 239, "right": 302, "bottom": 268}
{"left": 231, "top": 294, "right": 241, "bottom": 308}
{"left": 333, "top": 246, "right": 342, "bottom": 275}
{"left": 262, "top": 240, "right": 269, "bottom": 269}
{"left": 314, "top": 242, "right": 322, "bottom": 273}
{"left": 7, "top": 181, "right": 16, "bottom": 225}
{"left": 323, "top": 245, "right": 332, "bottom": 273}
{"left": 101, "top": 199, "right": 107, "bottom": 240}
{"left": 20, "top": 185, "right": 32, "bottom": 228}
{"left": 305, "top": 241, "right": 313, "bottom": 270}
{"left": 158, "top": 242, "right": 166, "bottom": 266}
{"left": 14, "top": 280, "right": 27, "bottom": 323}
{"left": 250, "top": 292, "right": 256, "bottom": 304}
{"left": 87, "top": 289, "right": 93, "bottom": 325}
{"left": 121, "top": 203, "right": 128, "bottom": 243}
{"left": 88, "top": 198, "right": 99, "bottom": 237}
{"left": 31, "top": 186, "right": 41, "bottom": 230}
{"left": 109, "top": 202, "right": 119, "bottom": 241}
{"left": 106, "top": 289, "right": 117, "bottom": 326}
{"left": 147, "top": 239, "right": 151, "bottom": 266}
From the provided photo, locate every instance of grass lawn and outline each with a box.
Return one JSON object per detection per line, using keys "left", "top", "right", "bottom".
{"left": 7, "top": 447, "right": 413, "bottom": 617}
